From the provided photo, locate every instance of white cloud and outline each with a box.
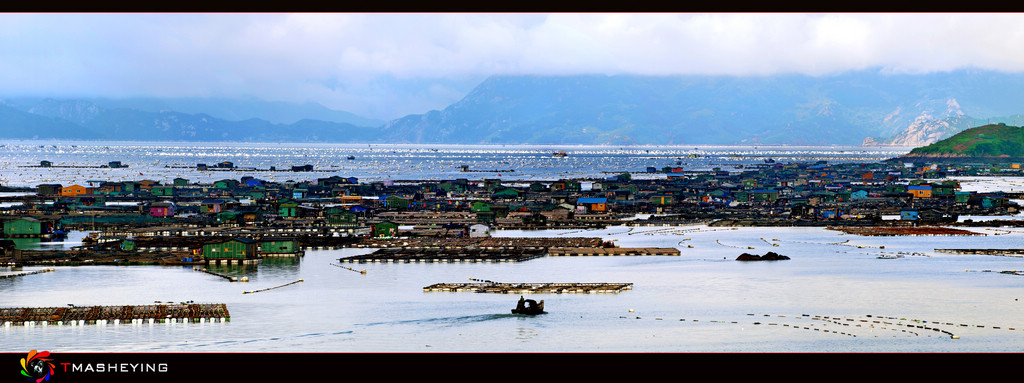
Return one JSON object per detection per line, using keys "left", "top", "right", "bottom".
{"left": 2, "top": 13, "right": 1024, "bottom": 119}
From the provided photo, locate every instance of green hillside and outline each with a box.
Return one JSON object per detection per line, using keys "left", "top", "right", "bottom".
{"left": 905, "top": 123, "right": 1024, "bottom": 157}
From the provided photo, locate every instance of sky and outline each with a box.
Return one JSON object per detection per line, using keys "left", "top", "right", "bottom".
{"left": 1, "top": 13, "right": 1023, "bottom": 120}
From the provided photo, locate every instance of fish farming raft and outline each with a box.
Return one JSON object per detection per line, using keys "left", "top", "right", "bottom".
{"left": 339, "top": 247, "right": 547, "bottom": 263}
{"left": 935, "top": 249, "right": 1024, "bottom": 256}
{"left": 547, "top": 247, "right": 680, "bottom": 256}
{"left": 348, "top": 236, "right": 605, "bottom": 249}
{"left": 0, "top": 303, "right": 230, "bottom": 326}
{"left": 423, "top": 282, "right": 633, "bottom": 294}
{"left": 827, "top": 226, "right": 986, "bottom": 236}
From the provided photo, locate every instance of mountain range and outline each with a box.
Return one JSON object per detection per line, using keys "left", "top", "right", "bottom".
{"left": 5, "top": 68, "right": 1024, "bottom": 146}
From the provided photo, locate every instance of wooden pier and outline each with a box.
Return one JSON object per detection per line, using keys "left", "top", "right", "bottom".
{"left": 0, "top": 303, "right": 230, "bottom": 326}
{"left": 423, "top": 282, "right": 634, "bottom": 294}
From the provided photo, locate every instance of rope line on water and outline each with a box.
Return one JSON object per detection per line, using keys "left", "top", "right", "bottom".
{"left": 243, "top": 279, "right": 303, "bottom": 294}
{"left": 617, "top": 312, "right": 1024, "bottom": 340}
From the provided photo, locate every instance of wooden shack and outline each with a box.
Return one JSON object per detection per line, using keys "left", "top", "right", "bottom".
{"left": 202, "top": 238, "right": 259, "bottom": 264}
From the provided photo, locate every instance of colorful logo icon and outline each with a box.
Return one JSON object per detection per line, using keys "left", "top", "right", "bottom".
{"left": 20, "top": 350, "right": 54, "bottom": 382}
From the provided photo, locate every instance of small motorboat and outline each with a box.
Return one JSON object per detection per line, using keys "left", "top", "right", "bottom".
{"left": 512, "top": 297, "right": 545, "bottom": 315}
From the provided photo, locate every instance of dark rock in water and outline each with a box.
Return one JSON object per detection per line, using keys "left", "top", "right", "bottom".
{"left": 736, "top": 253, "right": 759, "bottom": 261}
{"left": 736, "top": 251, "right": 790, "bottom": 261}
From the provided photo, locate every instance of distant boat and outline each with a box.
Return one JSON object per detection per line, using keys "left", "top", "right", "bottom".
{"left": 347, "top": 156, "right": 355, "bottom": 160}
{"left": 553, "top": 151, "right": 568, "bottom": 158}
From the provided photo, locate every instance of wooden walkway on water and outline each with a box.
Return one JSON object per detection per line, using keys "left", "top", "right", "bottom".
{"left": 547, "top": 247, "right": 680, "bottom": 256}
{"left": 339, "top": 246, "right": 679, "bottom": 263}
{"left": 423, "top": 282, "right": 634, "bottom": 294}
{"left": 339, "top": 247, "right": 548, "bottom": 263}
{"left": 0, "top": 303, "right": 230, "bottom": 326}
{"left": 935, "top": 249, "right": 1024, "bottom": 256}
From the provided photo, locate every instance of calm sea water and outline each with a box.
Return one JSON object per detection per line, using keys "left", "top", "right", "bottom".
{"left": 5, "top": 225, "right": 1024, "bottom": 352}
{"left": 3, "top": 141, "right": 1024, "bottom": 352}
{"left": 0, "top": 140, "right": 913, "bottom": 187}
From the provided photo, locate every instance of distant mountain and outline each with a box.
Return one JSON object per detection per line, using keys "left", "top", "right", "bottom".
{"left": 382, "top": 69, "right": 1024, "bottom": 146}
{"left": 0, "top": 103, "right": 101, "bottom": 140}
{"left": 1, "top": 96, "right": 385, "bottom": 127}
{"left": 903, "top": 123, "right": 1024, "bottom": 158}
{"left": 0, "top": 98, "right": 381, "bottom": 142}
{"left": 90, "top": 97, "right": 386, "bottom": 127}
{"left": 7, "top": 69, "right": 1024, "bottom": 145}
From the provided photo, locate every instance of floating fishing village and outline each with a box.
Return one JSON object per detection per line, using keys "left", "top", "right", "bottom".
{"left": 2, "top": 151, "right": 1024, "bottom": 327}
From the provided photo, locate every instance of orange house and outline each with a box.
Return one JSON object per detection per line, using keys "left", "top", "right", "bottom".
{"left": 576, "top": 198, "right": 608, "bottom": 213}
{"left": 61, "top": 185, "right": 92, "bottom": 197}
{"left": 339, "top": 195, "right": 363, "bottom": 204}
{"left": 907, "top": 185, "right": 932, "bottom": 198}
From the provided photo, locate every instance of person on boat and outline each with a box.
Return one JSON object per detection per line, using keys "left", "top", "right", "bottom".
{"left": 517, "top": 296, "right": 526, "bottom": 311}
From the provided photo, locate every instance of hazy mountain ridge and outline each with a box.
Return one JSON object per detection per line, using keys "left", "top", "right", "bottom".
{"left": 6, "top": 69, "right": 1024, "bottom": 145}
{"left": 2, "top": 96, "right": 385, "bottom": 127}
{"left": 0, "top": 98, "right": 379, "bottom": 142}
{"left": 382, "top": 70, "right": 1024, "bottom": 146}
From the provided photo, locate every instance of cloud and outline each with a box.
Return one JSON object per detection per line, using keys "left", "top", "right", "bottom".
{"left": 1, "top": 13, "right": 1022, "bottom": 119}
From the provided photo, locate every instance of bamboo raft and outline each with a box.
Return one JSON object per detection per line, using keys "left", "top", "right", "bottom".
{"left": 423, "top": 282, "right": 634, "bottom": 294}
{"left": 547, "top": 247, "right": 680, "bottom": 256}
{"left": 0, "top": 303, "right": 230, "bottom": 326}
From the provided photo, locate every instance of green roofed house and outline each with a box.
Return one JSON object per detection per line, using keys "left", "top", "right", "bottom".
{"left": 955, "top": 191, "right": 972, "bottom": 205}
{"left": 151, "top": 185, "right": 176, "bottom": 197}
{"left": 202, "top": 238, "right": 259, "bottom": 264}
{"left": 372, "top": 221, "right": 399, "bottom": 238}
{"left": 470, "top": 201, "right": 491, "bottom": 212}
{"left": 36, "top": 184, "right": 62, "bottom": 196}
{"left": 259, "top": 238, "right": 302, "bottom": 256}
{"left": 325, "top": 207, "right": 358, "bottom": 226}
{"left": 385, "top": 195, "right": 410, "bottom": 209}
{"left": 214, "top": 179, "right": 238, "bottom": 189}
{"left": 492, "top": 188, "right": 523, "bottom": 199}
{"left": 650, "top": 195, "right": 674, "bottom": 205}
{"left": 3, "top": 217, "right": 47, "bottom": 237}
{"left": 278, "top": 199, "right": 299, "bottom": 217}
{"left": 119, "top": 238, "right": 136, "bottom": 251}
